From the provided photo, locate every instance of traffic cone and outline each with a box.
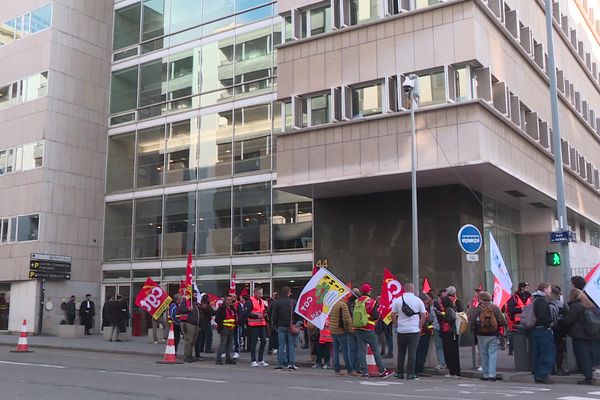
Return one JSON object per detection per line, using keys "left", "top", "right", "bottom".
{"left": 11, "top": 320, "right": 33, "bottom": 353}
{"left": 156, "top": 324, "right": 182, "bottom": 364}
{"left": 366, "top": 345, "right": 379, "bottom": 377}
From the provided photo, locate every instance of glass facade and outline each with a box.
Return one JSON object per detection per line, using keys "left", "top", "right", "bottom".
{"left": 0, "top": 4, "right": 52, "bottom": 47}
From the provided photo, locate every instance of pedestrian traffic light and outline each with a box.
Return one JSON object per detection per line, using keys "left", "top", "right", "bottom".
{"left": 546, "top": 251, "right": 561, "bottom": 267}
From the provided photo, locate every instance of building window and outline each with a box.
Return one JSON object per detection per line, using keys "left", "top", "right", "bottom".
{"left": 591, "top": 228, "right": 600, "bottom": 248}
{"left": 0, "top": 72, "right": 49, "bottom": 111}
{"left": 0, "top": 218, "right": 8, "bottom": 243}
{"left": 284, "top": 15, "right": 293, "bottom": 42}
{"left": 134, "top": 196, "right": 163, "bottom": 259}
{"left": 104, "top": 201, "right": 133, "bottom": 261}
{"left": 136, "top": 125, "right": 166, "bottom": 189}
{"left": 0, "top": 142, "right": 43, "bottom": 177}
{"left": 163, "top": 192, "right": 196, "bottom": 258}
{"left": 165, "top": 119, "right": 198, "bottom": 184}
{"left": 301, "top": 5, "right": 332, "bottom": 38}
{"left": 352, "top": 83, "right": 383, "bottom": 118}
{"left": 0, "top": 214, "right": 40, "bottom": 244}
{"left": 113, "top": 3, "right": 141, "bottom": 51}
{"left": 349, "top": 0, "right": 379, "bottom": 26}
{"left": 273, "top": 190, "right": 312, "bottom": 251}
{"left": 234, "top": 104, "right": 271, "bottom": 175}
{"left": 418, "top": 70, "right": 446, "bottom": 107}
{"left": 0, "top": 3, "right": 52, "bottom": 47}
{"left": 415, "top": 0, "right": 444, "bottom": 10}
{"left": 301, "top": 93, "right": 331, "bottom": 127}
{"left": 233, "top": 182, "right": 271, "bottom": 254}
{"left": 197, "top": 187, "right": 232, "bottom": 256}
{"left": 455, "top": 66, "right": 474, "bottom": 101}
{"left": 107, "top": 132, "right": 136, "bottom": 193}
{"left": 110, "top": 66, "right": 139, "bottom": 114}
{"left": 199, "top": 111, "right": 233, "bottom": 180}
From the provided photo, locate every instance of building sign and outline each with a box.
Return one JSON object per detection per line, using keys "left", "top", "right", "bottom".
{"left": 457, "top": 224, "right": 482, "bottom": 254}
{"left": 29, "top": 253, "right": 71, "bottom": 280}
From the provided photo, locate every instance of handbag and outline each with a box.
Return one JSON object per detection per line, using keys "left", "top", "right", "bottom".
{"left": 289, "top": 300, "right": 300, "bottom": 335}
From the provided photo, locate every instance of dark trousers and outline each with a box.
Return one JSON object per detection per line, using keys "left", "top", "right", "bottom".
{"left": 315, "top": 342, "right": 331, "bottom": 365}
{"left": 249, "top": 326, "right": 267, "bottom": 362}
{"left": 416, "top": 333, "right": 431, "bottom": 374}
{"left": 384, "top": 326, "right": 394, "bottom": 356}
{"left": 442, "top": 332, "right": 461, "bottom": 376}
{"left": 573, "top": 337, "right": 594, "bottom": 380}
{"left": 81, "top": 315, "right": 92, "bottom": 334}
{"left": 233, "top": 327, "right": 240, "bottom": 352}
{"left": 173, "top": 324, "right": 181, "bottom": 353}
{"left": 269, "top": 327, "right": 279, "bottom": 352}
{"left": 67, "top": 315, "right": 76, "bottom": 325}
{"left": 196, "top": 323, "right": 213, "bottom": 356}
{"left": 217, "top": 329, "right": 234, "bottom": 362}
{"left": 532, "top": 327, "right": 555, "bottom": 380}
{"left": 396, "top": 333, "right": 420, "bottom": 377}
{"left": 553, "top": 330, "right": 567, "bottom": 371}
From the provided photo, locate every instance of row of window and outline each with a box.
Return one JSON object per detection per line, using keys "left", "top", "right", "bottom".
{"left": 108, "top": 102, "right": 276, "bottom": 192}
{"left": 104, "top": 184, "right": 312, "bottom": 261}
{"left": 0, "top": 72, "right": 49, "bottom": 111}
{"left": 113, "top": 0, "right": 275, "bottom": 59}
{"left": 110, "top": 26, "right": 279, "bottom": 123}
{"left": 0, "top": 214, "right": 40, "bottom": 243}
{"left": 0, "top": 141, "right": 44, "bottom": 176}
{"left": 0, "top": 3, "right": 52, "bottom": 47}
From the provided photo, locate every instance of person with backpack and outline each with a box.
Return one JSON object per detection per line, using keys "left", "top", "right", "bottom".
{"left": 530, "top": 282, "right": 555, "bottom": 384}
{"left": 467, "top": 291, "right": 506, "bottom": 381}
{"left": 353, "top": 283, "right": 393, "bottom": 378}
{"left": 562, "top": 288, "right": 600, "bottom": 385}
{"left": 390, "top": 283, "right": 426, "bottom": 380}
{"left": 549, "top": 285, "right": 569, "bottom": 376}
{"left": 506, "top": 282, "right": 531, "bottom": 355}
{"left": 434, "top": 285, "right": 463, "bottom": 378}
{"left": 329, "top": 296, "right": 358, "bottom": 376}
{"left": 416, "top": 293, "right": 435, "bottom": 377}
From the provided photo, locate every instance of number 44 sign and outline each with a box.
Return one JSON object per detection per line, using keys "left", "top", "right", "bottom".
{"left": 135, "top": 277, "right": 172, "bottom": 320}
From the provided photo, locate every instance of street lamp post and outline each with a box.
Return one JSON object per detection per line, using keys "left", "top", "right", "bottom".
{"left": 404, "top": 74, "right": 420, "bottom": 291}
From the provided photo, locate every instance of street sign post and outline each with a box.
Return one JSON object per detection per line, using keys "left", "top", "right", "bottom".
{"left": 550, "top": 230, "right": 577, "bottom": 243}
{"left": 29, "top": 253, "right": 71, "bottom": 281}
{"left": 457, "top": 224, "right": 483, "bottom": 254}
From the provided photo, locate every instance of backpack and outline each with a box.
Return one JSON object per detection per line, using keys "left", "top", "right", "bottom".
{"left": 455, "top": 312, "right": 469, "bottom": 335}
{"left": 352, "top": 299, "right": 369, "bottom": 328}
{"left": 478, "top": 305, "right": 498, "bottom": 334}
{"left": 445, "top": 307, "right": 457, "bottom": 322}
{"left": 582, "top": 309, "right": 600, "bottom": 338}
{"left": 519, "top": 301, "right": 537, "bottom": 330}
{"left": 401, "top": 295, "right": 417, "bottom": 317}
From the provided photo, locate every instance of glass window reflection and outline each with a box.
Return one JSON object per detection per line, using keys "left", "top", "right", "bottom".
{"left": 113, "top": 3, "right": 141, "bottom": 50}
{"left": 107, "top": 132, "right": 136, "bottom": 193}
{"left": 199, "top": 111, "right": 233, "bottom": 179}
{"left": 136, "top": 125, "right": 165, "bottom": 188}
{"left": 105, "top": 201, "right": 133, "bottom": 261}
{"left": 197, "top": 187, "right": 232, "bottom": 255}
{"left": 234, "top": 104, "right": 271, "bottom": 174}
{"left": 273, "top": 190, "right": 312, "bottom": 251}
{"left": 233, "top": 182, "right": 271, "bottom": 254}
{"left": 134, "top": 196, "right": 163, "bottom": 259}
{"left": 163, "top": 192, "right": 196, "bottom": 257}
{"left": 166, "top": 119, "right": 198, "bottom": 184}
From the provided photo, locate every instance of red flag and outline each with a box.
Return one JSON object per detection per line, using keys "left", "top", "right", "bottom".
{"left": 184, "top": 252, "right": 193, "bottom": 308}
{"left": 135, "top": 277, "right": 172, "bottom": 320}
{"left": 585, "top": 263, "right": 600, "bottom": 282}
{"left": 493, "top": 276, "right": 511, "bottom": 309}
{"left": 239, "top": 286, "right": 249, "bottom": 298}
{"left": 312, "top": 265, "right": 319, "bottom": 276}
{"left": 380, "top": 268, "right": 404, "bottom": 325}
{"left": 422, "top": 277, "right": 431, "bottom": 294}
{"left": 229, "top": 272, "right": 237, "bottom": 295}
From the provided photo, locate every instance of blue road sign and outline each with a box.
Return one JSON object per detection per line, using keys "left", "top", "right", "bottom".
{"left": 458, "top": 224, "right": 482, "bottom": 254}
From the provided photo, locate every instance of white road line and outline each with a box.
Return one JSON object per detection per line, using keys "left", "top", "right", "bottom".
{"left": 290, "top": 386, "right": 474, "bottom": 400}
{"left": 110, "top": 371, "right": 162, "bottom": 378}
{"left": 588, "top": 393, "right": 600, "bottom": 396}
{"left": 558, "top": 397, "right": 600, "bottom": 400}
{"left": 167, "top": 377, "right": 226, "bottom": 384}
{"left": 0, "top": 361, "right": 66, "bottom": 369}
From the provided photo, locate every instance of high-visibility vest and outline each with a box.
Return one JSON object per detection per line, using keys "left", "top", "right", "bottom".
{"left": 223, "top": 307, "right": 236, "bottom": 329}
{"left": 508, "top": 295, "right": 531, "bottom": 331}
{"left": 357, "top": 296, "right": 377, "bottom": 331}
{"left": 319, "top": 320, "right": 333, "bottom": 344}
{"left": 248, "top": 297, "right": 267, "bottom": 327}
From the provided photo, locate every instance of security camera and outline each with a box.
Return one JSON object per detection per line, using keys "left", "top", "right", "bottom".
{"left": 402, "top": 76, "right": 415, "bottom": 93}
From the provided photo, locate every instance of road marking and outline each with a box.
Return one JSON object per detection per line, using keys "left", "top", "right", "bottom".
{"left": 110, "top": 371, "right": 162, "bottom": 378}
{"left": 359, "top": 381, "right": 405, "bottom": 386}
{"left": 558, "top": 397, "right": 600, "bottom": 400}
{"left": 588, "top": 393, "right": 600, "bottom": 396}
{"left": 0, "top": 361, "right": 66, "bottom": 369}
{"left": 290, "top": 386, "right": 472, "bottom": 400}
{"left": 167, "top": 377, "right": 226, "bottom": 384}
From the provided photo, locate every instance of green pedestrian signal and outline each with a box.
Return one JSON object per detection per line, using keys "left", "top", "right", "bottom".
{"left": 546, "top": 251, "right": 561, "bottom": 267}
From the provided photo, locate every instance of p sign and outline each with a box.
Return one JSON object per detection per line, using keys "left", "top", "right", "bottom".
{"left": 457, "top": 224, "right": 482, "bottom": 254}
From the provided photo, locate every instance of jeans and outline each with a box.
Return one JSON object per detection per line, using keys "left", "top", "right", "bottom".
{"left": 573, "top": 337, "right": 594, "bottom": 380}
{"left": 478, "top": 335, "right": 498, "bottom": 378}
{"left": 181, "top": 322, "right": 199, "bottom": 360}
{"left": 355, "top": 330, "right": 385, "bottom": 374}
{"left": 277, "top": 327, "right": 295, "bottom": 367}
{"left": 433, "top": 329, "right": 446, "bottom": 366}
{"left": 196, "top": 323, "right": 213, "bottom": 355}
{"left": 173, "top": 324, "right": 181, "bottom": 353}
{"left": 249, "top": 326, "right": 267, "bottom": 362}
{"left": 416, "top": 333, "right": 431, "bottom": 374}
{"left": 333, "top": 333, "right": 354, "bottom": 373}
{"left": 384, "top": 326, "right": 394, "bottom": 356}
{"left": 233, "top": 327, "right": 240, "bottom": 352}
{"left": 532, "top": 327, "right": 555, "bottom": 380}
{"left": 217, "top": 329, "right": 234, "bottom": 362}
{"left": 269, "top": 327, "right": 279, "bottom": 352}
{"left": 396, "top": 333, "right": 420, "bottom": 377}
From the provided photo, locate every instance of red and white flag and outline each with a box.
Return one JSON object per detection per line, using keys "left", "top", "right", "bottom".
{"left": 490, "top": 233, "right": 513, "bottom": 308}
{"left": 229, "top": 273, "right": 237, "bottom": 295}
{"left": 380, "top": 268, "right": 404, "bottom": 325}
{"left": 135, "top": 277, "right": 172, "bottom": 320}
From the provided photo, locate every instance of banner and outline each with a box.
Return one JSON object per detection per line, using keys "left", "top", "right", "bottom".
{"left": 183, "top": 252, "right": 193, "bottom": 308}
{"left": 380, "top": 268, "right": 404, "bottom": 325}
{"left": 422, "top": 277, "right": 431, "bottom": 294}
{"left": 585, "top": 263, "right": 600, "bottom": 282}
{"left": 135, "top": 277, "right": 172, "bottom": 320}
{"left": 490, "top": 232, "right": 513, "bottom": 308}
{"left": 229, "top": 273, "right": 237, "bottom": 295}
{"left": 584, "top": 265, "right": 600, "bottom": 307}
{"left": 294, "top": 268, "right": 351, "bottom": 329}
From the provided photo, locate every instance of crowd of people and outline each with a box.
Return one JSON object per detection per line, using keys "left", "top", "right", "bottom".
{"left": 163, "top": 275, "right": 600, "bottom": 385}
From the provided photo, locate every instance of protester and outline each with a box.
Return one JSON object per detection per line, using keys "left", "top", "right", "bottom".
{"left": 196, "top": 294, "right": 214, "bottom": 357}
{"left": 230, "top": 293, "right": 241, "bottom": 359}
{"left": 348, "top": 288, "right": 362, "bottom": 372}
{"left": 245, "top": 288, "right": 269, "bottom": 367}
{"left": 571, "top": 276, "right": 586, "bottom": 291}
{"left": 391, "top": 283, "right": 426, "bottom": 380}
{"left": 435, "top": 285, "right": 462, "bottom": 378}
{"left": 531, "top": 283, "right": 555, "bottom": 384}
{"left": 550, "top": 285, "right": 569, "bottom": 376}
{"left": 180, "top": 292, "right": 202, "bottom": 363}
{"left": 267, "top": 292, "right": 279, "bottom": 356}
{"left": 416, "top": 293, "right": 434, "bottom": 377}
{"left": 507, "top": 282, "right": 531, "bottom": 355}
{"left": 118, "top": 295, "right": 130, "bottom": 334}
{"left": 215, "top": 294, "right": 238, "bottom": 365}
{"left": 67, "top": 295, "right": 77, "bottom": 325}
{"left": 432, "top": 289, "right": 447, "bottom": 369}
{"left": 313, "top": 319, "right": 333, "bottom": 369}
{"left": 468, "top": 291, "right": 506, "bottom": 382}
{"left": 330, "top": 294, "right": 357, "bottom": 376}
{"left": 237, "top": 295, "right": 249, "bottom": 352}
{"left": 168, "top": 293, "right": 182, "bottom": 353}
{"left": 563, "top": 288, "right": 599, "bottom": 385}
{"left": 271, "top": 286, "right": 299, "bottom": 370}
{"left": 354, "top": 283, "right": 393, "bottom": 378}
{"left": 152, "top": 310, "right": 169, "bottom": 344}
{"left": 79, "top": 294, "right": 95, "bottom": 335}
{"left": 101, "top": 296, "right": 112, "bottom": 331}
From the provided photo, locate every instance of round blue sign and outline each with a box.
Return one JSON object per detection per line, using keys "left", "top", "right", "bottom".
{"left": 457, "top": 224, "right": 482, "bottom": 254}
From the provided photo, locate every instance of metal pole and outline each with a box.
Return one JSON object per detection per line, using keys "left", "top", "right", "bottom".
{"left": 410, "top": 86, "right": 419, "bottom": 291}
{"left": 544, "top": 0, "right": 571, "bottom": 293}
{"left": 37, "top": 279, "right": 45, "bottom": 335}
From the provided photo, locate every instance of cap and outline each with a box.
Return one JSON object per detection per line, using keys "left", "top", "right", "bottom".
{"left": 360, "top": 283, "right": 372, "bottom": 294}
{"left": 518, "top": 282, "right": 530, "bottom": 290}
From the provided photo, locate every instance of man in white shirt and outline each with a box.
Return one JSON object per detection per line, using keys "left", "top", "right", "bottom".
{"left": 391, "top": 283, "right": 426, "bottom": 380}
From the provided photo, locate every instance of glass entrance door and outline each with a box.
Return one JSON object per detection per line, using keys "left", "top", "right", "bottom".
{"left": 235, "top": 280, "right": 271, "bottom": 299}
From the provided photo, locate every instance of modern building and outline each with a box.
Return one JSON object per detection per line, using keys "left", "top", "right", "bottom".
{"left": 105, "top": 0, "right": 313, "bottom": 335}
{"left": 274, "top": 0, "right": 600, "bottom": 295}
{"left": 0, "top": 0, "right": 112, "bottom": 332}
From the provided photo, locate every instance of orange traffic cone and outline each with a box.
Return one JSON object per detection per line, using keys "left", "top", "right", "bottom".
{"left": 156, "top": 324, "right": 182, "bottom": 364}
{"left": 11, "top": 320, "right": 33, "bottom": 353}
{"left": 366, "top": 345, "right": 379, "bottom": 377}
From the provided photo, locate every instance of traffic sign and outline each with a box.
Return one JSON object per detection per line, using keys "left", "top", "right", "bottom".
{"left": 457, "top": 224, "right": 482, "bottom": 254}
{"left": 29, "top": 271, "right": 71, "bottom": 280}
{"left": 30, "top": 260, "right": 71, "bottom": 272}
{"left": 31, "top": 253, "right": 71, "bottom": 263}
{"left": 546, "top": 251, "right": 561, "bottom": 267}
{"left": 550, "top": 230, "right": 577, "bottom": 243}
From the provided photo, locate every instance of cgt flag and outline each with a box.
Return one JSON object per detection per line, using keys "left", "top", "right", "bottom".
{"left": 380, "top": 268, "right": 404, "bottom": 325}
{"left": 229, "top": 272, "right": 237, "bottom": 295}
{"left": 135, "top": 277, "right": 172, "bottom": 320}
{"left": 490, "top": 232, "right": 513, "bottom": 308}
{"left": 584, "top": 264, "right": 600, "bottom": 307}
{"left": 295, "top": 268, "right": 351, "bottom": 330}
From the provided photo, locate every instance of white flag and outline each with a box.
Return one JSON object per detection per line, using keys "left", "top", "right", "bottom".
{"left": 490, "top": 232, "right": 513, "bottom": 307}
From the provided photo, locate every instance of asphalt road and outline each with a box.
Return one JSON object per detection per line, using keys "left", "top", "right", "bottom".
{"left": 0, "top": 348, "right": 599, "bottom": 400}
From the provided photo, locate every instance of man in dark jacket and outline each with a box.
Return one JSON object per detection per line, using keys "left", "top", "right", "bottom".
{"left": 79, "top": 294, "right": 95, "bottom": 335}
{"left": 271, "top": 286, "right": 298, "bottom": 370}
{"left": 506, "top": 282, "right": 531, "bottom": 354}
{"left": 195, "top": 294, "right": 214, "bottom": 358}
{"left": 66, "top": 295, "right": 77, "bottom": 325}
{"left": 531, "top": 283, "right": 555, "bottom": 384}
{"left": 179, "top": 292, "right": 202, "bottom": 362}
{"left": 107, "top": 296, "right": 123, "bottom": 342}
{"left": 215, "top": 294, "right": 237, "bottom": 365}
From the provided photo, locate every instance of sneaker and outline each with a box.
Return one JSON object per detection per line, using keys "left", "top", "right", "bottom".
{"left": 251, "top": 361, "right": 259, "bottom": 367}
{"left": 534, "top": 378, "right": 554, "bottom": 384}
{"left": 361, "top": 373, "right": 370, "bottom": 378}
{"left": 161, "top": 338, "right": 166, "bottom": 343}
{"left": 288, "top": 365, "right": 298, "bottom": 371}
{"left": 443, "top": 374, "right": 453, "bottom": 378}
{"left": 555, "top": 369, "right": 569, "bottom": 376}
{"left": 349, "top": 371, "right": 361, "bottom": 377}
{"left": 153, "top": 341, "right": 159, "bottom": 344}
{"left": 233, "top": 352, "right": 239, "bottom": 359}
{"left": 258, "top": 361, "right": 269, "bottom": 367}
{"left": 221, "top": 353, "right": 226, "bottom": 358}
{"left": 434, "top": 365, "right": 445, "bottom": 370}
{"left": 184, "top": 357, "right": 196, "bottom": 363}
{"left": 379, "top": 369, "right": 394, "bottom": 379}
{"left": 312, "top": 364, "right": 321, "bottom": 369}
{"left": 272, "top": 349, "right": 278, "bottom": 354}
{"left": 322, "top": 365, "right": 331, "bottom": 370}
{"left": 480, "top": 377, "right": 490, "bottom": 381}
{"left": 477, "top": 367, "right": 482, "bottom": 371}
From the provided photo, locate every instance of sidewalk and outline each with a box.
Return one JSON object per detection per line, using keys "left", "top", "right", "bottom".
{"left": 0, "top": 332, "right": 590, "bottom": 384}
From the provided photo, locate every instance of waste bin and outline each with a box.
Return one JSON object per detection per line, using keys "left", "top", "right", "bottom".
{"left": 512, "top": 331, "right": 531, "bottom": 371}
